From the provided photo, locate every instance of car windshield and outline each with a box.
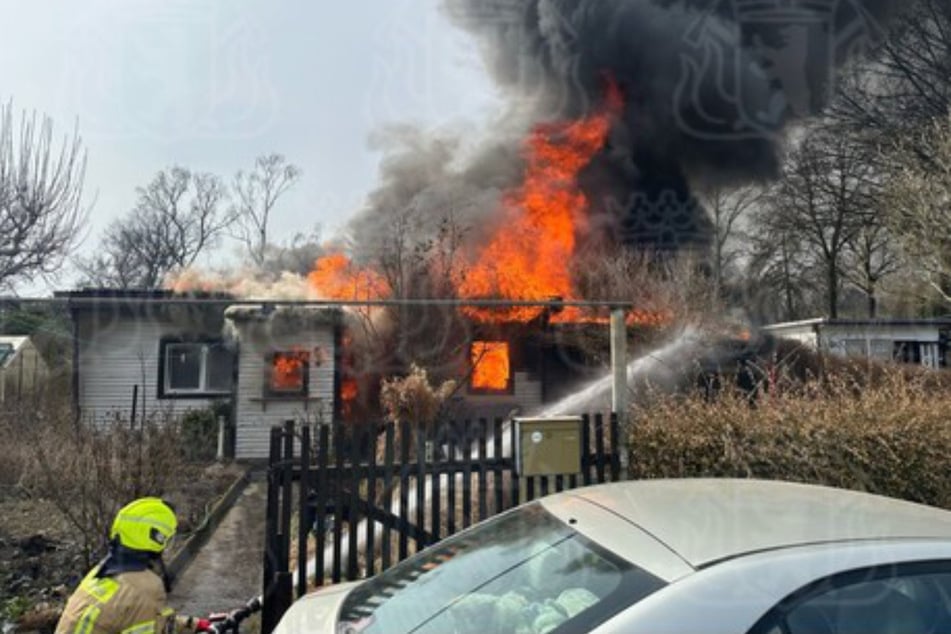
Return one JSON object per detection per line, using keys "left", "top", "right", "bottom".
{"left": 337, "top": 502, "right": 665, "bottom": 634}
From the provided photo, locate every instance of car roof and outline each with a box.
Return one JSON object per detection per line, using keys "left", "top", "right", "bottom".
{"left": 555, "top": 479, "right": 951, "bottom": 568}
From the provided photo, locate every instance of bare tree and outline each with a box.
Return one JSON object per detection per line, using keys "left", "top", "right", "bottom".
{"left": 78, "top": 167, "right": 229, "bottom": 288}
{"left": 572, "top": 246, "right": 720, "bottom": 327}
{"left": 882, "top": 113, "right": 951, "bottom": 306}
{"left": 229, "top": 154, "right": 301, "bottom": 268}
{"left": 744, "top": 211, "right": 819, "bottom": 324}
{"left": 697, "top": 183, "right": 764, "bottom": 299}
{"left": 841, "top": 222, "right": 903, "bottom": 318}
{"left": 0, "top": 102, "right": 89, "bottom": 291}
{"left": 833, "top": 0, "right": 951, "bottom": 148}
{"left": 764, "top": 127, "right": 876, "bottom": 318}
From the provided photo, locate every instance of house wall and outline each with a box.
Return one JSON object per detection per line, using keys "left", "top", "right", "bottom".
{"left": 458, "top": 371, "right": 544, "bottom": 418}
{"left": 818, "top": 324, "right": 944, "bottom": 367}
{"left": 762, "top": 325, "right": 820, "bottom": 348}
{"left": 765, "top": 321, "right": 947, "bottom": 369}
{"left": 75, "top": 312, "right": 219, "bottom": 424}
{"left": 231, "top": 322, "right": 336, "bottom": 460}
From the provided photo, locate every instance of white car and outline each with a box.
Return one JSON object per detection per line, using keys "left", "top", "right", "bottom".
{"left": 273, "top": 479, "right": 951, "bottom": 634}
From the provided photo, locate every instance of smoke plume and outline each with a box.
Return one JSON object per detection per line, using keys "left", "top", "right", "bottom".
{"left": 349, "top": 0, "right": 904, "bottom": 262}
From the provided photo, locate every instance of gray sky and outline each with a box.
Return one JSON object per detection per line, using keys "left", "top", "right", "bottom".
{"left": 0, "top": 0, "right": 501, "bottom": 291}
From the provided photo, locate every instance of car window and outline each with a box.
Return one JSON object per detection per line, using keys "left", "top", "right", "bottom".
{"left": 337, "top": 502, "right": 666, "bottom": 634}
{"left": 751, "top": 562, "right": 951, "bottom": 634}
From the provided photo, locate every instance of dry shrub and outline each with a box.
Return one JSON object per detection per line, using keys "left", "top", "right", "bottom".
{"left": 629, "top": 368, "right": 951, "bottom": 509}
{"left": 2, "top": 392, "right": 186, "bottom": 565}
{"left": 378, "top": 364, "right": 457, "bottom": 460}
{"left": 380, "top": 364, "right": 457, "bottom": 428}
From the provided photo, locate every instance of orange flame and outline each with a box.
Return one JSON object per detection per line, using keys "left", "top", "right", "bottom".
{"left": 458, "top": 79, "right": 624, "bottom": 323}
{"left": 272, "top": 350, "right": 308, "bottom": 392}
{"left": 470, "top": 341, "right": 511, "bottom": 391}
{"left": 340, "top": 378, "right": 358, "bottom": 417}
{"left": 307, "top": 252, "right": 390, "bottom": 300}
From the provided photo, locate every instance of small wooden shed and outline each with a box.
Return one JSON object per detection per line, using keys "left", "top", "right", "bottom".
{"left": 0, "top": 335, "right": 49, "bottom": 403}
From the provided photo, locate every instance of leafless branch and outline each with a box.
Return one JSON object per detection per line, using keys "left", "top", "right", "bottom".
{"left": 76, "top": 166, "right": 229, "bottom": 288}
{"left": 0, "top": 102, "right": 89, "bottom": 291}
{"left": 229, "top": 154, "right": 301, "bottom": 268}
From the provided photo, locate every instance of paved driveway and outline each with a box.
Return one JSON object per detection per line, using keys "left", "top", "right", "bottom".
{"left": 170, "top": 477, "right": 267, "bottom": 618}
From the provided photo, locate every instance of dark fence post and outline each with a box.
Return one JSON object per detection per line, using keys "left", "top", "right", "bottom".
{"left": 477, "top": 420, "right": 488, "bottom": 521}
{"left": 314, "top": 424, "right": 330, "bottom": 587}
{"left": 347, "top": 423, "right": 361, "bottom": 579}
{"left": 381, "top": 422, "right": 395, "bottom": 571}
{"left": 297, "top": 424, "right": 311, "bottom": 598}
{"left": 366, "top": 424, "right": 378, "bottom": 577}
{"left": 281, "top": 420, "right": 295, "bottom": 572}
{"left": 262, "top": 425, "right": 285, "bottom": 634}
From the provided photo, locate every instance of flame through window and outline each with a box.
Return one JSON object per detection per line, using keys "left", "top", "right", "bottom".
{"left": 470, "top": 341, "right": 511, "bottom": 392}
{"left": 269, "top": 350, "right": 309, "bottom": 394}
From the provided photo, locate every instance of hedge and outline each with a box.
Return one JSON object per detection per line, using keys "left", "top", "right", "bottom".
{"left": 627, "top": 370, "right": 951, "bottom": 510}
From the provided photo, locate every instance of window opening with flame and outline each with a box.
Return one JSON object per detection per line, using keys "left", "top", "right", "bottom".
{"left": 470, "top": 341, "right": 512, "bottom": 393}
{"left": 267, "top": 350, "right": 310, "bottom": 396}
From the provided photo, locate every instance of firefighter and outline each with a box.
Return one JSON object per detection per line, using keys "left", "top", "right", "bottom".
{"left": 55, "top": 497, "right": 209, "bottom": 634}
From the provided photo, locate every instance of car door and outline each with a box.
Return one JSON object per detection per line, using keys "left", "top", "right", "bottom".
{"left": 749, "top": 561, "right": 951, "bottom": 634}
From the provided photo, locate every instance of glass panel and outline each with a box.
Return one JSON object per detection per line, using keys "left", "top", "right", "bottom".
{"left": 205, "top": 344, "right": 234, "bottom": 392}
{"left": 166, "top": 344, "right": 202, "bottom": 391}
{"left": 785, "top": 572, "right": 951, "bottom": 634}
{"left": 0, "top": 343, "right": 13, "bottom": 366}
{"left": 893, "top": 341, "right": 922, "bottom": 364}
{"left": 340, "top": 504, "right": 664, "bottom": 634}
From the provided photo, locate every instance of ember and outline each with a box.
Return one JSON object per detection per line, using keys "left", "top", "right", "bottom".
{"left": 470, "top": 341, "right": 511, "bottom": 392}
{"left": 341, "top": 378, "right": 358, "bottom": 417}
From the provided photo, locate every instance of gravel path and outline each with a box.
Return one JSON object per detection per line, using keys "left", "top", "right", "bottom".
{"left": 169, "top": 477, "right": 267, "bottom": 618}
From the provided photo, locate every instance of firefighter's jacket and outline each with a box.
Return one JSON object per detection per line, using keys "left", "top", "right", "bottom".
{"left": 56, "top": 564, "right": 198, "bottom": 634}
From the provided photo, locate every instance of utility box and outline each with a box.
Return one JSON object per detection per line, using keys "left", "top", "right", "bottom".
{"left": 514, "top": 416, "right": 583, "bottom": 477}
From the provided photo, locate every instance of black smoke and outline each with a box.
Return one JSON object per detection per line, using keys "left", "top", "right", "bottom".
{"left": 349, "top": 0, "right": 904, "bottom": 263}
{"left": 442, "top": 0, "right": 902, "bottom": 251}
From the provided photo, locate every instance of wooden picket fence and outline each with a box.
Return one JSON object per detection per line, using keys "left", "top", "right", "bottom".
{"left": 260, "top": 414, "right": 620, "bottom": 633}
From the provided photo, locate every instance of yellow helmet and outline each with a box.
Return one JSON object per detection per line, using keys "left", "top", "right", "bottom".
{"left": 109, "top": 497, "right": 177, "bottom": 554}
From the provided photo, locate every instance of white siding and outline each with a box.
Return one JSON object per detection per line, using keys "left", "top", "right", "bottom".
{"left": 76, "top": 314, "right": 218, "bottom": 425}
{"left": 462, "top": 371, "right": 543, "bottom": 412}
{"left": 766, "top": 320, "right": 948, "bottom": 368}
{"left": 763, "top": 325, "right": 820, "bottom": 348}
{"left": 232, "top": 324, "right": 336, "bottom": 460}
{"left": 817, "top": 324, "right": 942, "bottom": 361}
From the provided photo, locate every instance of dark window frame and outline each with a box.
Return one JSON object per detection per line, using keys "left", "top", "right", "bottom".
{"left": 893, "top": 341, "right": 923, "bottom": 364}
{"left": 157, "top": 337, "right": 235, "bottom": 400}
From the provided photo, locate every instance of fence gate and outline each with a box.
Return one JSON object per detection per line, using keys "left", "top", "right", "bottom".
{"left": 260, "top": 414, "right": 620, "bottom": 633}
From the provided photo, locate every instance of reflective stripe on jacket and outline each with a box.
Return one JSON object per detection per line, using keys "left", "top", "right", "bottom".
{"left": 56, "top": 566, "right": 194, "bottom": 634}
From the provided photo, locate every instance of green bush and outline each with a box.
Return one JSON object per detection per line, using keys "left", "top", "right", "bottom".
{"left": 180, "top": 407, "right": 221, "bottom": 462}
{"left": 628, "top": 370, "right": 951, "bottom": 510}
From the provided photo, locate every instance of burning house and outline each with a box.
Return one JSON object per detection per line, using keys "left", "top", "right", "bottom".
{"left": 60, "top": 288, "right": 622, "bottom": 459}
{"left": 223, "top": 305, "right": 340, "bottom": 457}
{"left": 58, "top": 0, "right": 915, "bottom": 458}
